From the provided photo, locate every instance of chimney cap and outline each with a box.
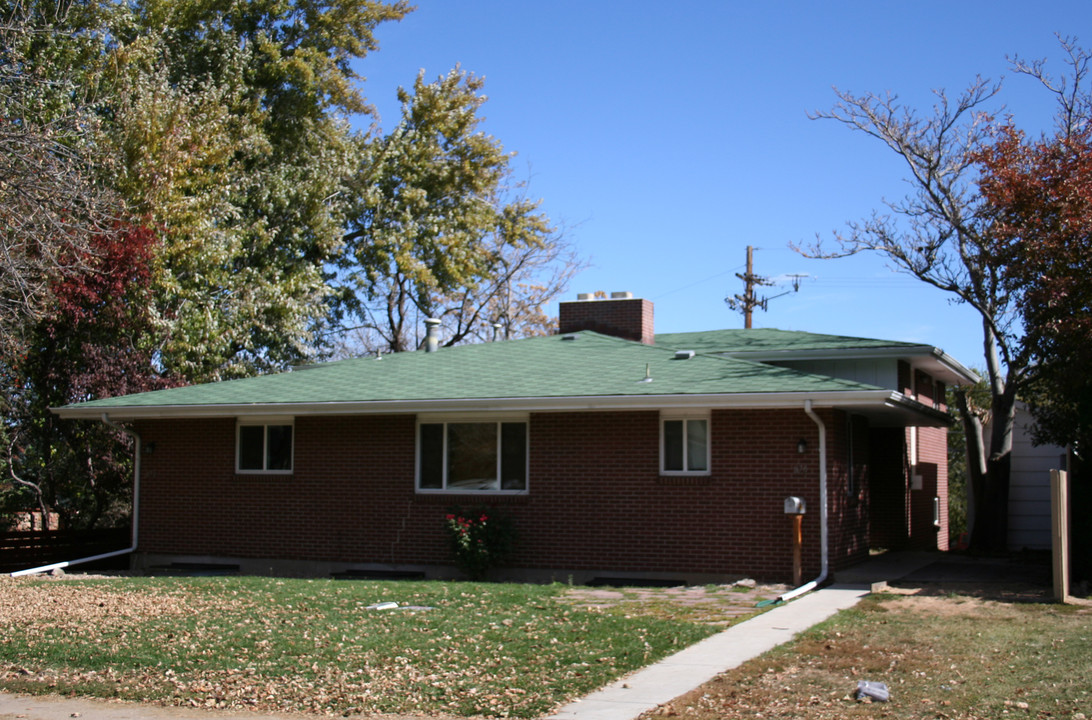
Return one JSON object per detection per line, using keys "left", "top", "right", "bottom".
{"left": 610, "top": 291, "right": 634, "bottom": 299}
{"left": 424, "top": 318, "right": 441, "bottom": 352}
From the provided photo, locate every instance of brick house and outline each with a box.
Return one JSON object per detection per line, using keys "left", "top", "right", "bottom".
{"left": 54, "top": 294, "right": 976, "bottom": 584}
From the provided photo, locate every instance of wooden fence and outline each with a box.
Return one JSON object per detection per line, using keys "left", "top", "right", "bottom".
{"left": 0, "top": 528, "right": 130, "bottom": 573}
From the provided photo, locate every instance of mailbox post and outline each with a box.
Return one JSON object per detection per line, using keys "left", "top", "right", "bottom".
{"left": 784, "top": 496, "right": 806, "bottom": 587}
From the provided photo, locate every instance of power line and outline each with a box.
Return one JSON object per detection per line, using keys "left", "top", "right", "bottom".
{"left": 652, "top": 264, "right": 747, "bottom": 300}
{"left": 725, "top": 246, "right": 803, "bottom": 328}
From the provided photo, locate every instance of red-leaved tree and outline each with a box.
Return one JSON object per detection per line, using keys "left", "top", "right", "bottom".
{"left": 4, "top": 223, "right": 179, "bottom": 529}
{"left": 975, "top": 126, "right": 1092, "bottom": 452}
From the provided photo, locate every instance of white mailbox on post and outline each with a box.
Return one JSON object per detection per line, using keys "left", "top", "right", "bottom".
{"left": 784, "top": 496, "right": 806, "bottom": 515}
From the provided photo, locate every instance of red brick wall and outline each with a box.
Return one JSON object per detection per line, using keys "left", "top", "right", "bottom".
{"left": 558, "top": 298, "right": 655, "bottom": 344}
{"left": 136, "top": 415, "right": 424, "bottom": 563}
{"left": 135, "top": 407, "right": 875, "bottom": 582}
{"left": 916, "top": 426, "right": 950, "bottom": 551}
{"left": 911, "top": 361, "right": 950, "bottom": 551}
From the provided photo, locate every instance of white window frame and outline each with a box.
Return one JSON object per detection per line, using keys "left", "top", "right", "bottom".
{"left": 660, "top": 413, "right": 711, "bottom": 476}
{"left": 236, "top": 417, "right": 294, "bottom": 474}
{"left": 416, "top": 413, "right": 529, "bottom": 494}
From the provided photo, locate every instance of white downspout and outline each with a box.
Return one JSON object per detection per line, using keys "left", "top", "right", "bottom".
{"left": 775, "top": 400, "right": 829, "bottom": 603}
{"left": 11, "top": 414, "right": 140, "bottom": 577}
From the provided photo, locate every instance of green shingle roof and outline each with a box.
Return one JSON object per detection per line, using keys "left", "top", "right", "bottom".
{"left": 58, "top": 331, "right": 886, "bottom": 416}
{"left": 655, "top": 328, "right": 924, "bottom": 355}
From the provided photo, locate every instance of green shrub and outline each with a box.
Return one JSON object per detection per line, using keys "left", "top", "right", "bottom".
{"left": 443, "top": 506, "right": 515, "bottom": 580}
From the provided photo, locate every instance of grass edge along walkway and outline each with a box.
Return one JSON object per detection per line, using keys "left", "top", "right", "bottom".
{"left": 0, "top": 575, "right": 758, "bottom": 718}
{"left": 548, "top": 585, "right": 870, "bottom": 720}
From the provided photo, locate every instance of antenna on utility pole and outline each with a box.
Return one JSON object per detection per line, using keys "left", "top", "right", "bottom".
{"left": 725, "top": 246, "right": 803, "bottom": 329}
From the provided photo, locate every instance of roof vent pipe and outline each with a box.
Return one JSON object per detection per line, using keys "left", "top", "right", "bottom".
{"left": 424, "top": 318, "right": 441, "bottom": 353}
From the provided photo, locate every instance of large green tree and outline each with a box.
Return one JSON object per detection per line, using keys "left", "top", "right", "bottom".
{"left": 3, "top": 2, "right": 583, "bottom": 529}
{"left": 336, "top": 68, "right": 580, "bottom": 353}
{"left": 1, "top": 0, "right": 412, "bottom": 527}
{"left": 104, "top": 0, "right": 412, "bottom": 379}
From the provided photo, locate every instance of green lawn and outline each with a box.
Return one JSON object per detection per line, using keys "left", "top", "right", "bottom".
{"left": 0, "top": 576, "right": 717, "bottom": 717}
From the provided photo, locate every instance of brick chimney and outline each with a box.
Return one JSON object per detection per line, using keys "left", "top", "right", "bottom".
{"left": 558, "top": 292, "right": 654, "bottom": 344}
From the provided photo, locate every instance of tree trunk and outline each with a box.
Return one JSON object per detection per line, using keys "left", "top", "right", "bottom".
{"left": 963, "top": 390, "right": 1017, "bottom": 552}
{"left": 956, "top": 389, "right": 988, "bottom": 539}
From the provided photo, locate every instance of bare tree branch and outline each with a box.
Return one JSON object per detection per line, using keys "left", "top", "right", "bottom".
{"left": 1009, "top": 34, "right": 1092, "bottom": 139}
{"left": 0, "top": 19, "right": 121, "bottom": 354}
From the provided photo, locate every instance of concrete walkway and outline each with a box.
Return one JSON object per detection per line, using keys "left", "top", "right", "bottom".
{"left": 548, "top": 549, "right": 1057, "bottom": 720}
{"left": 546, "top": 584, "right": 871, "bottom": 720}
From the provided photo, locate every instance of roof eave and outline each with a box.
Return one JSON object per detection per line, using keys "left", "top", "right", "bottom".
{"left": 54, "top": 389, "right": 934, "bottom": 422}
{"left": 928, "top": 347, "right": 980, "bottom": 385}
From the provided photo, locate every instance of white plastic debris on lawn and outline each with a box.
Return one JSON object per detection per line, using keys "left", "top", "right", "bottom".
{"left": 856, "top": 680, "right": 890, "bottom": 702}
{"left": 365, "top": 601, "right": 435, "bottom": 611}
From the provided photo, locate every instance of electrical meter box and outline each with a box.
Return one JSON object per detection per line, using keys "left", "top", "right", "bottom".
{"left": 784, "top": 496, "right": 806, "bottom": 514}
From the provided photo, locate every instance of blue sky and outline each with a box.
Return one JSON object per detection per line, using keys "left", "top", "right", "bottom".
{"left": 351, "top": 2, "right": 1089, "bottom": 370}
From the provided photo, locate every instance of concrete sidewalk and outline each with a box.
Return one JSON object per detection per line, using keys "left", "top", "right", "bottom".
{"left": 546, "top": 584, "right": 871, "bottom": 720}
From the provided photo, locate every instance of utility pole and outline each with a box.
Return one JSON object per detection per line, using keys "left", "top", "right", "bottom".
{"left": 725, "top": 246, "right": 804, "bottom": 328}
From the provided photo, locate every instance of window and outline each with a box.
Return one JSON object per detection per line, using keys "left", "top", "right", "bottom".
{"left": 237, "top": 421, "right": 293, "bottom": 473}
{"left": 417, "top": 418, "right": 527, "bottom": 492}
{"left": 661, "top": 416, "right": 709, "bottom": 474}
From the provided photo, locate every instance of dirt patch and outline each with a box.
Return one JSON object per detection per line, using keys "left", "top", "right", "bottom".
{"left": 886, "top": 579, "right": 1061, "bottom": 604}
{"left": 559, "top": 580, "right": 789, "bottom": 626}
{"left": 879, "top": 591, "right": 1021, "bottom": 619}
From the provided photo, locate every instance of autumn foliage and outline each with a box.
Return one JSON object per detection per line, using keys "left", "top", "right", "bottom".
{"left": 975, "top": 126, "right": 1092, "bottom": 451}
{"left": 4, "top": 224, "right": 178, "bottom": 528}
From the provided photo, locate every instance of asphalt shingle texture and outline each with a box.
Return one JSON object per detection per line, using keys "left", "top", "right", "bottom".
{"left": 61, "top": 331, "right": 885, "bottom": 411}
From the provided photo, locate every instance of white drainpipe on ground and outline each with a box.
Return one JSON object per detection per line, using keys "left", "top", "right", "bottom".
{"left": 10, "top": 414, "right": 140, "bottom": 577}
{"left": 774, "top": 400, "right": 829, "bottom": 603}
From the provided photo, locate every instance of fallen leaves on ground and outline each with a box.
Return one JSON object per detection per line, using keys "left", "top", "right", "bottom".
{"left": 0, "top": 575, "right": 714, "bottom": 718}
{"left": 637, "top": 589, "right": 1092, "bottom": 720}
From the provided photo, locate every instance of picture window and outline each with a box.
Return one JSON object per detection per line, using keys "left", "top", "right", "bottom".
{"left": 417, "top": 420, "right": 527, "bottom": 492}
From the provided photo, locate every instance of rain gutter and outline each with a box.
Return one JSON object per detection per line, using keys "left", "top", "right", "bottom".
{"left": 52, "top": 389, "right": 925, "bottom": 421}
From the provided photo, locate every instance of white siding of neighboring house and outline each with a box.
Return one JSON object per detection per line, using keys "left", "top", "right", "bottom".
{"left": 1008, "top": 410, "right": 1068, "bottom": 551}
